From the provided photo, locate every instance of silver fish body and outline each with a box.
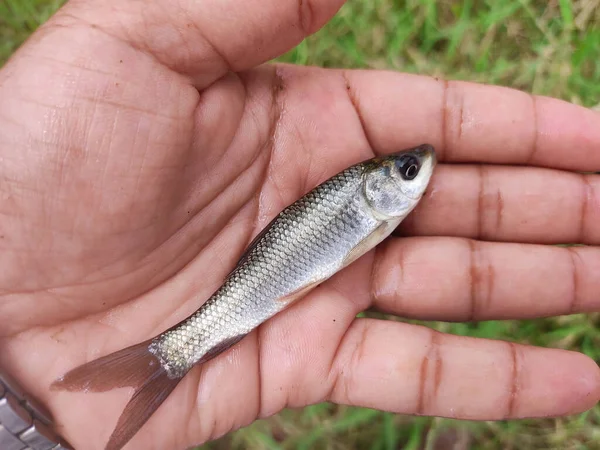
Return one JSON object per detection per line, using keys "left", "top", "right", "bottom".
{"left": 52, "top": 144, "right": 437, "bottom": 450}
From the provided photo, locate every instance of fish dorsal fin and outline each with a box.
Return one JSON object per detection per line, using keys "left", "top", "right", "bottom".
{"left": 235, "top": 213, "right": 281, "bottom": 268}
{"left": 223, "top": 213, "right": 282, "bottom": 282}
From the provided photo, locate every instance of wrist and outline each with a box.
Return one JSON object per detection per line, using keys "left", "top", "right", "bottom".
{"left": 0, "top": 372, "right": 72, "bottom": 450}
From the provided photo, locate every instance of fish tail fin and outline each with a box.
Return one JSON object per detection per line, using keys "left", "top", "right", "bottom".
{"left": 51, "top": 339, "right": 184, "bottom": 450}
{"left": 103, "top": 369, "right": 179, "bottom": 450}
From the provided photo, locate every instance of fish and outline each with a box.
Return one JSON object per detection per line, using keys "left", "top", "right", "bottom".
{"left": 51, "top": 144, "right": 437, "bottom": 450}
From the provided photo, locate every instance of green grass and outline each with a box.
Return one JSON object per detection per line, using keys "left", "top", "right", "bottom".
{"left": 2, "top": 0, "right": 600, "bottom": 449}
{"left": 277, "top": 0, "right": 600, "bottom": 108}
{"left": 0, "top": 0, "right": 62, "bottom": 61}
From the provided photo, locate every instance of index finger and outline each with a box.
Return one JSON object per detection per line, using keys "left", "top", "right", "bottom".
{"left": 344, "top": 70, "right": 600, "bottom": 171}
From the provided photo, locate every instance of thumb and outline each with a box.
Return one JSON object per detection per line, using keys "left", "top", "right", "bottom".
{"left": 60, "top": 0, "right": 346, "bottom": 88}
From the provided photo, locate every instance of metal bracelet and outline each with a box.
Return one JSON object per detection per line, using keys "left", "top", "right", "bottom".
{"left": 0, "top": 373, "right": 72, "bottom": 450}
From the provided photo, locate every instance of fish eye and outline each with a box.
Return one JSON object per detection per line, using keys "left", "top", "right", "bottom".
{"left": 395, "top": 155, "right": 420, "bottom": 180}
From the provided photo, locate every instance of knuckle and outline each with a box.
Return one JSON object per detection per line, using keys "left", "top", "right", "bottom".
{"left": 566, "top": 246, "right": 582, "bottom": 313}
{"left": 505, "top": 342, "right": 522, "bottom": 418}
{"left": 466, "top": 239, "right": 494, "bottom": 321}
{"left": 417, "top": 329, "right": 444, "bottom": 414}
{"left": 297, "top": 0, "right": 314, "bottom": 36}
{"left": 524, "top": 94, "right": 539, "bottom": 164}
{"left": 330, "top": 320, "right": 372, "bottom": 405}
{"left": 441, "top": 80, "right": 465, "bottom": 161}
{"left": 476, "top": 165, "right": 504, "bottom": 239}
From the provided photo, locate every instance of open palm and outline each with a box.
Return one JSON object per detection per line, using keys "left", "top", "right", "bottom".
{"left": 0, "top": 0, "right": 599, "bottom": 449}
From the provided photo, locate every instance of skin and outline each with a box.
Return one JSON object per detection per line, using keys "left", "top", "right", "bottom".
{"left": 0, "top": 0, "right": 599, "bottom": 448}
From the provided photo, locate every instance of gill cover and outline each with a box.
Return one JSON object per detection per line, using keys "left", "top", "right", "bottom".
{"left": 363, "top": 144, "right": 436, "bottom": 219}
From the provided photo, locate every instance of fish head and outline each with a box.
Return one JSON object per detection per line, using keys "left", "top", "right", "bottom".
{"left": 362, "top": 144, "right": 436, "bottom": 220}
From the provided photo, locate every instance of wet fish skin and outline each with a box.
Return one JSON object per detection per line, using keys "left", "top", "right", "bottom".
{"left": 51, "top": 144, "right": 436, "bottom": 450}
{"left": 150, "top": 144, "right": 436, "bottom": 378}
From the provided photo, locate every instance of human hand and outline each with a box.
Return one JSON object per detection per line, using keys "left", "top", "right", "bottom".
{"left": 0, "top": 0, "right": 599, "bottom": 449}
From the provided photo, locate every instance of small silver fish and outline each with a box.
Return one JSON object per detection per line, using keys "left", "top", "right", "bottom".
{"left": 52, "top": 144, "right": 437, "bottom": 450}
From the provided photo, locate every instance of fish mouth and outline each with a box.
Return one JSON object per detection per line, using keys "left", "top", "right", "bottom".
{"left": 414, "top": 144, "right": 437, "bottom": 167}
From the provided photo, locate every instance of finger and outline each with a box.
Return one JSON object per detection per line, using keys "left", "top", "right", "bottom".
{"left": 371, "top": 237, "right": 600, "bottom": 322}
{"left": 55, "top": 0, "right": 345, "bottom": 88}
{"left": 342, "top": 70, "right": 600, "bottom": 171}
{"left": 329, "top": 319, "right": 600, "bottom": 420}
{"left": 398, "top": 165, "right": 600, "bottom": 245}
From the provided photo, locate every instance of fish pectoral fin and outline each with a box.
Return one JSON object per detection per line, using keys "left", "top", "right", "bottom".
{"left": 342, "top": 221, "right": 393, "bottom": 268}
{"left": 276, "top": 223, "right": 395, "bottom": 307}
{"left": 51, "top": 340, "right": 183, "bottom": 450}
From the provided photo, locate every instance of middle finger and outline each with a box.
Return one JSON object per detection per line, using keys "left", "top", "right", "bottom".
{"left": 371, "top": 237, "right": 600, "bottom": 321}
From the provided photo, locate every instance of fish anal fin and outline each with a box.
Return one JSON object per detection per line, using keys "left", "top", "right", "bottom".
{"left": 342, "top": 222, "right": 394, "bottom": 268}
{"left": 197, "top": 333, "right": 248, "bottom": 365}
{"left": 277, "top": 280, "right": 322, "bottom": 306}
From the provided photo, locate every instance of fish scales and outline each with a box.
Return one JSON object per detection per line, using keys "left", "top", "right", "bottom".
{"left": 150, "top": 165, "right": 377, "bottom": 378}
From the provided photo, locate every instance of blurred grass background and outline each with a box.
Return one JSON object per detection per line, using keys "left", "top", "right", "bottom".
{"left": 2, "top": 0, "right": 600, "bottom": 449}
